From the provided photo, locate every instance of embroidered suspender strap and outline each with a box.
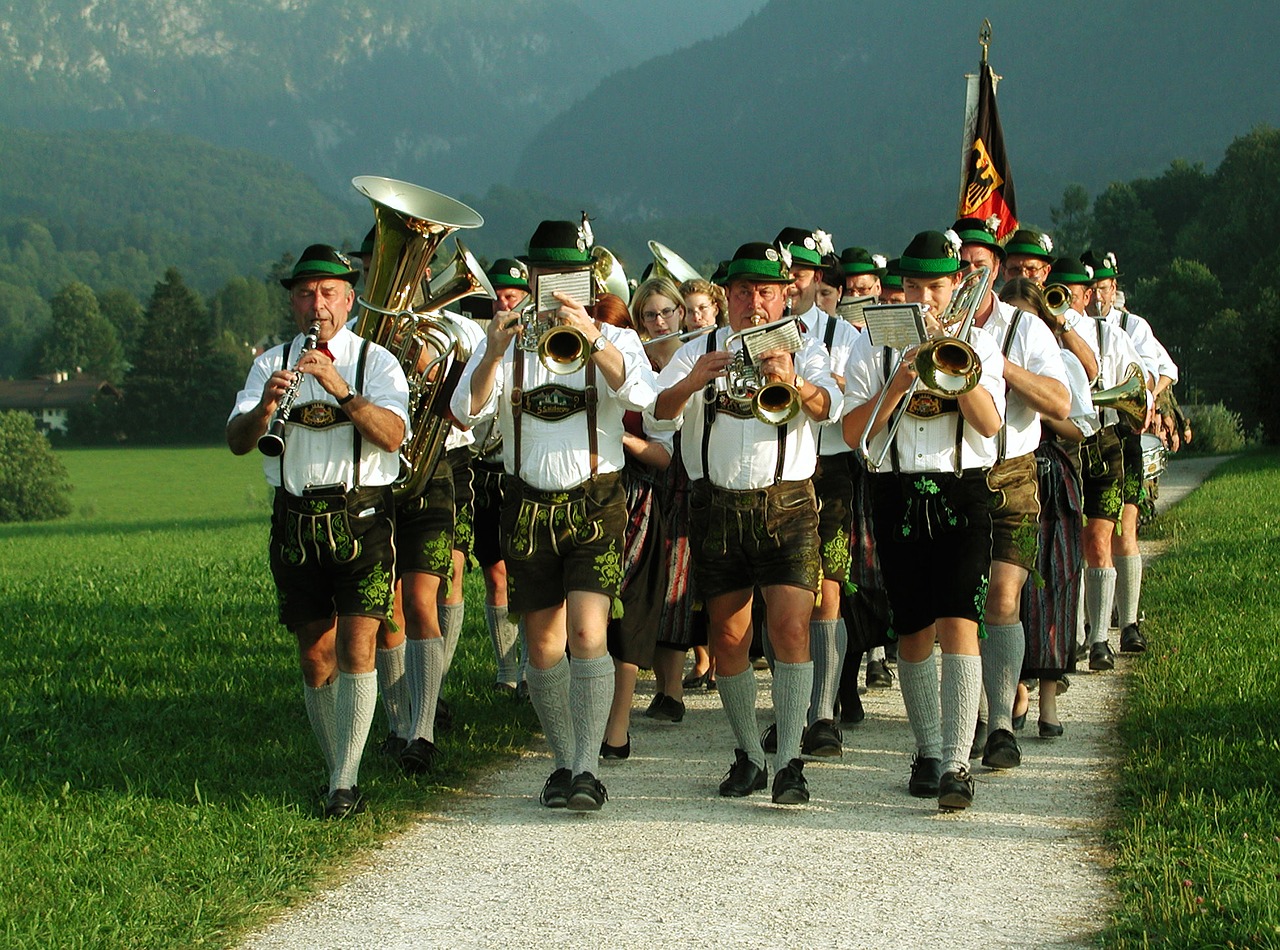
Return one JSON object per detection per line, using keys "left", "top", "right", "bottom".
{"left": 351, "top": 339, "right": 370, "bottom": 488}
{"left": 700, "top": 328, "right": 719, "bottom": 479}
{"left": 585, "top": 357, "right": 599, "bottom": 479}
{"left": 995, "top": 309, "right": 1025, "bottom": 464}
{"left": 511, "top": 346, "right": 524, "bottom": 482}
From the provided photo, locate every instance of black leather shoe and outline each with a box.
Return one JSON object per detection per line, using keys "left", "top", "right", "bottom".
{"left": 600, "top": 735, "right": 631, "bottom": 760}
{"left": 938, "top": 768, "right": 975, "bottom": 812}
{"left": 649, "top": 694, "right": 685, "bottom": 723}
{"left": 1038, "top": 719, "right": 1064, "bottom": 738}
{"left": 801, "top": 719, "right": 843, "bottom": 757}
{"left": 682, "top": 670, "right": 711, "bottom": 689}
{"left": 865, "top": 659, "right": 894, "bottom": 689}
{"left": 1074, "top": 641, "right": 1088, "bottom": 664}
{"left": 1120, "top": 623, "right": 1147, "bottom": 653}
{"left": 760, "top": 722, "right": 778, "bottom": 754}
{"left": 399, "top": 737, "right": 439, "bottom": 775}
{"left": 539, "top": 768, "right": 573, "bottom": 808}
{"left": 1089, "top": 641, "right": 1116, "bottom": 671}
{"left": 719, "top": 748, "right": 767, "bottom": 797}
{"left": 981, "top": 728, "right": 1022, "bottom": 769}
{"left": 566, "top": 772, "right": 608, "bottom": 811}
{"left": 323, "top": 786, "right": 365, "bottom": 820}
{"left": 643, "top": 692, "right": 667, "bottom": 719}
{"left": 908, "top": 754, "right": 942, "bottom": 797}
{"left": 377, "top": 733, "right": 407, "bottom": 758}
{"left": 492, "top": 682, "right": 518, "bottom": 696}
{"left": 771, "top": 758, "right": 809, "bottom": 805}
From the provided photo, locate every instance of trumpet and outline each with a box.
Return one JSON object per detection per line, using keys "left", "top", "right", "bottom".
{"left": 857, "top": 265, "right": 990, "bottom": 471}
{"left": 1043, "top": 282, "right": 1071, "bottom": 318}
{"left": 258, "top": 322, "right": 320, "bottom": 457}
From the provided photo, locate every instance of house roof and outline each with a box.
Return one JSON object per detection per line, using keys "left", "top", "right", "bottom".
{"left": 0, "top": 375, "right": 122, "bottom": 412}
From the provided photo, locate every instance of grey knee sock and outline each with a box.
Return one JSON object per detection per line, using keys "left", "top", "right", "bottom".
{"left": 438, "top": 602, "right": 465, "bottom": 678}
{"left": 1085, "top": 567, "right": 1117, "bottom": 645}
{"left": 807, "top": 619, "right": 845, "bottom": 724}
{"left": 406, "top": 637, "right": 445, "bottom": 742}
{"left": 773, "top": 660, "right": 814, "bottom": 771}
{"left": 717, "top": 668, "right": 765, "bottom": 769}
{"left": 303, "top": 679, "right": 338, "bottom": 774}
{"left": 941, "top": 654, "right": 983, "bottom": 775}
{"left": 331, "top": 670, "right": 378, "bottom": 791}
{"left": 517, "top": 618, "right": 529, "bottom": 685}
{"left": 485, "top": 604, "right": 521, "bottom": 685}
{"left": 527, "top": 656, "right": 574, "bottom": 771}
{"left": 980, "top": 622, "right": 1025, "bottom": 734}
{"left": 897, "top": 651, "right": 942, "bottom": 760}
{"left": 570, "top": 654, "right": 615, "bottom": 777}
{"left": 1114, "top": 555, "right": 1142, "bottom": 628}
{"left": 375, "top": 642, "right": 413, "bottom": 740}
{"left": 869, "top": 644, "right": 886, "bottom": 662}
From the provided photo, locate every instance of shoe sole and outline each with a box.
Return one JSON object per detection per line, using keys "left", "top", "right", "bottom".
{"left": 982, "top": 752, "right": 1021, "bottom": 769}
{"left": 719, "top": 772, "right": 768, "bottom": 797}
{"left": 772, "top": 790, "right": 810, "bottom": 805}
{"left": 802, "top": 742, "right": 843, "bottom": 758}
{"left": 540, "top": 795, "right": 568, "bottom": 808}
{"left": 938, "top": 795, "right": 973, "bottom": 812}
{"left": 566, "top": 794, "right": 604, "bottom": 811}
{"left": 1089, "top": 660, "right": 1115, "bottom": 671}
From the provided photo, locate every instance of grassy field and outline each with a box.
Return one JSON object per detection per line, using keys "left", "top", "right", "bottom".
{"left": 1107, "top": 448, "right": 1280, "bottom": 947}
{"left": 0, "top": 447, "right": 539, "bottom": 949}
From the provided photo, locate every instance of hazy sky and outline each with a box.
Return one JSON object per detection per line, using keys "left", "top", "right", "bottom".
{"left": 584, "top": 0, "right": 767, "bottom": 54}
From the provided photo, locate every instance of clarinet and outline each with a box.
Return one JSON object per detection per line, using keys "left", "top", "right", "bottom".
{"left": 257, "top": 322, "right": 321, "bottom": 457}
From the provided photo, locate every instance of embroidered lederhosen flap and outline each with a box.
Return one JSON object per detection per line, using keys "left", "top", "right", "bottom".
{"left": 287, "top": 401, "right": 350, "bottom": 430}
{"left": 708, "top": 390, "right": 756, "bottom": 421}
{"left": 904, "top": 392, "right": 959, "bottom": 420}
{"left": 521, "top": 384, "right": 590, "bottom": 421}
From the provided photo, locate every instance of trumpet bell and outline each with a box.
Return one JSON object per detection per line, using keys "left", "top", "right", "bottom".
{"left": 915, "top": 338, "right": 982, "bottom": 396}
{"left": 1093, "top": 362, "right": 1147, "bottom": 429}
{"left": 753, "top": 378, "right": 801, "bottom": 426}
{"left": 648, "top": 240, "right": 701, "bottom": 285}
{"left": 424, "top": 238, "right": 496, "bottom": 313}
{"left": 591, "top": 246, "right": 631, "bottom": 304}
{"left": 1043, "top": 283, "right": 1072, "bottom": 318}
{"left": 538, "top": 325, "right": 589, "bottom": 375}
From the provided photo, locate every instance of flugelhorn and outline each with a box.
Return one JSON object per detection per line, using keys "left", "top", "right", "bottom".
{"left": 257, "top": 322, "right": 320, "bottom": 457}
{"left": 715, "top": 317, "right": 803, "bottom": 426}
{"left": 858, "top": 265, "right": 990, "bottom": 471}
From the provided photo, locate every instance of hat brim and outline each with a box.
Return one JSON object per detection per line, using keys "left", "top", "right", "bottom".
{"left": 279, "top": 269, "right": 360, "bottom": 290}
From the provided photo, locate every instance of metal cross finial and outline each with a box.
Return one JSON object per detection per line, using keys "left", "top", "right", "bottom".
{"left": 980, "top": 19, "right": 992, "bottom": 65}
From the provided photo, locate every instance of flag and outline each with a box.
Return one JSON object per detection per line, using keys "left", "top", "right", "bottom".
{"left": 958, "top": 61, "right": 1018, "bottom": 240}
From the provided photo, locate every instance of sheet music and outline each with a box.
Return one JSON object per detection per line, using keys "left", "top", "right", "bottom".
{"left": 533, "top": 267, "right": 593, "bottom": 315}
{"left": 836, "top": 294, "right": 876, "bottom": 326}
{"left": 863, "top": 304, "right": 927, "bottom": 351}
{"left": 740, "top": 317, "right": 802, "bottom": 361}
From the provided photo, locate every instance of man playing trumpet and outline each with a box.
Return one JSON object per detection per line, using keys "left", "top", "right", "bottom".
{"left": 653, "top": 242, "right": 842, "bottom": 805}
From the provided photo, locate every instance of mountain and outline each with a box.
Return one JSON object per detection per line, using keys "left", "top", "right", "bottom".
{"left": 511, "top": 0, "right": 1280, "bottom": 261}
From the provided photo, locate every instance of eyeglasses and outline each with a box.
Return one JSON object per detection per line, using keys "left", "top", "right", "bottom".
{"left": 641, "top": 306, "right": 679, "bottom": 321}
{"left": 1006, "top": 262, "right": 1051, "bottom": 277}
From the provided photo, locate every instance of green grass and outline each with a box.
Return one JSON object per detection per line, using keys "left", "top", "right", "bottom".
{"left": 0, "top": 447, "right": 539, "bottom": 949}
{"left": 1107, "top": 447, "right": 1280, "bottom": 948}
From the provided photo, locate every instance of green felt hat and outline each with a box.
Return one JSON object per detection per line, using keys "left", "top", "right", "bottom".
{"left": 882, "top": 261, "right": 903, "bottom": 290}
{"left": 951, "top": 216, "right": 1006, "bottom": 261}
{"left": 722, "top": 242, "right": 795, "bottom": 285}
{"left": 487, "top": 257, "right": 529, "bottom": 290}
{"left": 1048, "top": 257, "right": 1095, "bottom": 286}
{"left": 894, "top": 230, "right": 964, "bottom": 279}
{"left": 773, "top": 227, "right": 833, "bottom": 271}
{"left": 1080, "top": 249, "right": 1120, "bottom": 281}
{"left": 527, "top": 219, "right": 592, "bottom": 264}
{"left": 1003, "top": 228, "right": 1055, "bottom": 261}
{"left": 280, "top": 244, "right": 360, "bottom": 289}
{"left": 839, "top": 246, "right": 888, "bottom": 276}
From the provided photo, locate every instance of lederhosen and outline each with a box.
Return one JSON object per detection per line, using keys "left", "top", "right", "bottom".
{"left": 1080, "top": 319, "right": 1125, "bottom": 521}
{"left": 269, "top": 337, "right": 397, "bottom": 625}
{"left": 812, "top": 315, "right": 856, "bottom": 591}
{"left": 499, "top": 346, "right": 625, "bottom": 615}
{"left": 867, "top": 341, "right": 995, "bottom": 636}
{"left": 687, "top": 329, "right": 821, "bottom": 600}
{"left": 471, "top": 421, "right": 507, "bottom": 569}
{"left": 1115, "top": 312, "right": 1146, "bottom": 508}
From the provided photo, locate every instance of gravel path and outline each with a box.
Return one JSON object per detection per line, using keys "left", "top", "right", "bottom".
{"left": 241, "top": 455, "right": 1227, "bottom": 950}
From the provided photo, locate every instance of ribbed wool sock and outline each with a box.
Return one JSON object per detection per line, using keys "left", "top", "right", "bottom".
{"left": 807, "top": 618, "right": 845, "bottom": 724}
{"left": 331, "top": 670, "right": 378, "bottom": 792}
{"left": 406, "top": 636, "right": 445, "bottom": 743}
{"left": 980, "top": 622, "right": 1025, "bottom": 734}
{"left": 527, "top": 656, "right": 574, "bottom": 771}
{"left": 1085, "top": 567, "right": 1117, "bottom": 645}
{"left": 717, "top": 668, "right": 765, "bottom": 770}
{"left": 438, "top": 602, "right": 465, "bottom": 678}
{"left": 869, "top": 644, "right": 886, "bottom": 662}
{"left": 897, "top": 651, "right": 942, "bottom": 760}
{"left": 772, "top": 659, "right": 815, "bottom": 771}
{"left": 940, "top": 654, "right": 983, "bottom": 776}
{"left": 1114, "top": 555, "right": 1143, "bottom": 628}
{"left": 485, "top": 604, "right": 521, "bottom": 686}
{"left": 303, "top": 679, "right": 338, "bottom": 775}
{"left": 375, "top": 642, "right": 413, "bottom": 740}
{"left": 569, "top": 654, "right": 615, "bottom": 777}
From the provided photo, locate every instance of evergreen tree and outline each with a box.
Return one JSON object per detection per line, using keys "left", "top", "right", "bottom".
{"left": 1049, "top": 184, "right": 1092, "bottom": 259}
{"left": 36, "top": 282, "right": 125, "bottom": 381}
{"left": 0, "top": 281, "right": 50, "bottom": 378}
{"left": 124, "top": 268, "right": 249, "bottom": 444}
{"left": 96, "top": 288, "right": 146, "bottom": 364}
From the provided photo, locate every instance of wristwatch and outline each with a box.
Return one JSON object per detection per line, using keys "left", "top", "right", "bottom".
{"left": 337, "top": 388, "right": 356, "bottom": 405}
{"left": 591, "top": 335, "right": 609, "bottom": 353}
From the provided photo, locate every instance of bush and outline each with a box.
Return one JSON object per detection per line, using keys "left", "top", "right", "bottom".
{"left": 1182, "top": 402, "right": 1247, "bottom": 455}
{"left": 0, "top": 411, "right": 72, "bottom": 521}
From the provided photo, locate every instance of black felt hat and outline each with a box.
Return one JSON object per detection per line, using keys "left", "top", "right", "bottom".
{"left": 773, "top": 227, "right": 832, "bottom": 271}
{"left": 894, "top": 230, "right": 964, "bottom": 279}
{"left": 839, "top": 246, "right": 888, "bottom": 276}
{"left": 280, "top": 244, "right": 360, "bottom": 289}
{"left": 720, "top": 242, "right": 795, "bottom": 285}
{"left": 527, "top": 219, "right": 592, "bottom": 264}
{"left": 486, "top": 258, "right": 530, "bottom": 290}
{"left": 1003, "top": 228, "right": 1055, "bottom": 261}
{"left": 1080, "top": 249, "right": 1120, "bottom": 281}
{"left": 951, "top": 217, "right": 1006, "bottom": 261}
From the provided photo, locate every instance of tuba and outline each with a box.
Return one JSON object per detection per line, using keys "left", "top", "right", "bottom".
{"left": 648, "top": 240, "right": 702, "bottom": 285}
{"left": 424, "top": 238, "right": 496, "bottom": 314}
{"left": 591, "top": 246, "right": 631, "bottom": 303}
{"left": 351, "top": 176, "right": 484, "bottom": 499}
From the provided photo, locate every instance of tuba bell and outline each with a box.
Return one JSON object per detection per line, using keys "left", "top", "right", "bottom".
{"left": 1093, "top": 362, "right": 1148, "bottom": 430}
{"left": 350, "top": 176, "right": 484, "bottom": 499}
{"left": 591, "top": 245, "right": 631, "bottom": 304}
{"left": 648, "top": 240, "right": 702, "bottom": 284}
{"left": 424, "top": 238, "right": 497, "bottom": 313}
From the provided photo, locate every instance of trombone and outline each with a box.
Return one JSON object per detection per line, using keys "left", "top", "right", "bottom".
{"left": 857, "top": 265, "right": 991, "bottom": 471}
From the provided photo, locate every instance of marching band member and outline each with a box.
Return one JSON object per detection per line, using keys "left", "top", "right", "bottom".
{"left": 1083, "top": 250, "right": 1179, "bottom": 654}
{"left": 451, "top": 220, "right": 658, "bottom": 812}
{"left": 1003, "top": 229, "right": 1098, "bottom": 382}
{"left": 952, "top": 217, "right": 1070, "bottom": 771}
{"left": 879, "top": 262, "right": 906, "bottom": 305}
{"left": 653, "top": 241, "right": 841, "bottom": 805}
{"left": 226, "top": 244, "right": 409, "bottom": 819}
{"left": 839, "top": 246, "right": 887, "bottom": 305}
{"left": 1046, "top": 257, "right": 1146, "bottom": 672}
{"left": 840, "top": 230, "right": 1006, "bottom": 812}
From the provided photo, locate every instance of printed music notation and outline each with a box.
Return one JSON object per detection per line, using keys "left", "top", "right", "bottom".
{"left": 531, "top": 266, "right": 594, "bottom": 316}
{"left": 863, "top": 304, "right": 927, "bottom": 351}
{"left": 836, "top": 294, "right": 877, "bottom": 326}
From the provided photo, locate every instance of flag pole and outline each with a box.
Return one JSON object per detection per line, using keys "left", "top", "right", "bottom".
{"left": 957, "top": 21, "right": 990, "bottom": 212}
